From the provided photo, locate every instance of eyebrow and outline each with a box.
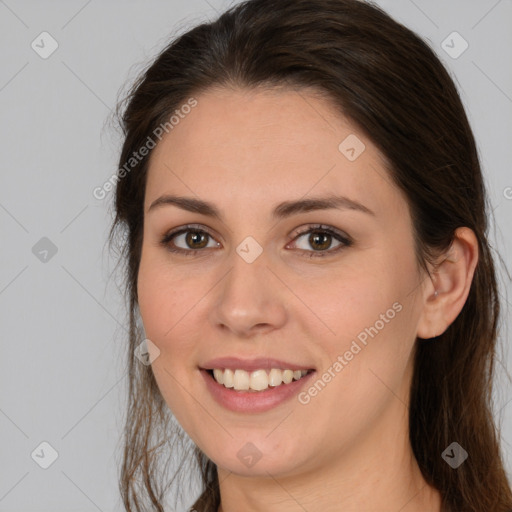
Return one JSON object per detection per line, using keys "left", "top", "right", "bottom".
{"left": 147, "top": 194, "right": 375, "bottom": 219}
{"left": 148, "top": 194, "right": 375, "bottom": 221}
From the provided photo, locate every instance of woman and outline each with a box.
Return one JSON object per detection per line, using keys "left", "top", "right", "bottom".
{"left": 109, "top": 0, "right": 512, "bottom": 510}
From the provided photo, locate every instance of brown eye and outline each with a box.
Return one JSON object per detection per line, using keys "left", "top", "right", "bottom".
{"left": 160, "top": 223, "right": 352, "bottom": 258}
{"left": 307, "top": 231, "right": 333, "bottom": 251}
{"left": 160, "top": 225, "right": 220, "bottom": 256}
{"left": 184, "top": 230, "right": 209, "bottom": 249}
{"left": 289, "top": 225, "right": 353, "bottom": 258}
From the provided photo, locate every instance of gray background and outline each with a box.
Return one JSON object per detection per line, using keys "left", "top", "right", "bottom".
{"left": 1, "top": 0, "right": 511, "bottom": 510}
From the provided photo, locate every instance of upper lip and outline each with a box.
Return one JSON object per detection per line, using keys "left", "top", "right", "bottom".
{"left": 200, "top": 356, "right": 315, "bottom": 372}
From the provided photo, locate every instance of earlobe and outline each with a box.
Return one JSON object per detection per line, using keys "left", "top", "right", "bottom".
{"left": 416, "top": 227, "right": 479, "bottom": 340}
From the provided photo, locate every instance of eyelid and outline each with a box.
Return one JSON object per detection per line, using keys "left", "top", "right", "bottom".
{"left": 161, "top": 223, "right": 217, "bottom": 241}
{"left": 286, "top": 224, "right": 353, "bottom": 257}
{"left": 288, "top": 223, "right": 351, "bottom": 244}
{"left": 160, "top": 223, "right": 220, "bottom": 251}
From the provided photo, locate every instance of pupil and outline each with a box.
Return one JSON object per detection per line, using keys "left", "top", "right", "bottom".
{"left": 310, "top": 232, "right": 330, "bottom": 250}
{"left": 187, "top": 231, "right": 208, "bottom": 249}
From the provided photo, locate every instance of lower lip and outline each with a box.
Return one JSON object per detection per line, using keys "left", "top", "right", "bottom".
{"left": 200, "top": 369, "right": 315, "bottom": 413}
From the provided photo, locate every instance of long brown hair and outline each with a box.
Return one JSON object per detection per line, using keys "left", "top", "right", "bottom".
{"left": 108, "top": 0, "right": 512, "bottom": 510}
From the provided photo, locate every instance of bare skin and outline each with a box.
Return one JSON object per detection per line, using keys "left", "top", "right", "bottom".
{"left": 137, "top": 86, "right": 478, "bottom": 512}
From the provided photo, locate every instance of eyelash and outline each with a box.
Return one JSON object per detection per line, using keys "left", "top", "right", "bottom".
{"left": 160, "top": 223, "right": 353, "bottom": 259}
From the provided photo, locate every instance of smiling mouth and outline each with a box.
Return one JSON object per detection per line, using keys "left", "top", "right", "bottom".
{"left": 205, "top": 368, "right": 315, "bottom": 392}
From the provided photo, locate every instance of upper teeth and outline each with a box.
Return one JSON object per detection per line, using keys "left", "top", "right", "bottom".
{"left": 212, "top": 368, "right": 309, "bottom": 391}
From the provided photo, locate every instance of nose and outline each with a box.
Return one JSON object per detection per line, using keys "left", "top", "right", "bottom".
{"left": 209, "top": 251, "right": 288, "bottom": 339}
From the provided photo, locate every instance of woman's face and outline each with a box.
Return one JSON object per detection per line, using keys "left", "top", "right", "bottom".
{"left": 137, "top": 86, "right": 429, "bottom": 478}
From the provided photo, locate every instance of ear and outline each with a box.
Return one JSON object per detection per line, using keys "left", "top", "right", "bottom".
{"left": 416, "top": 227, "right": 479, "bottom": 340}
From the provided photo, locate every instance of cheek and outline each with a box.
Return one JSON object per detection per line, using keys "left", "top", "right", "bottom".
{"left": 137, "top": 253, "right": 207, "bottom": 371}
{"left": 137, "top": 257, "right": 202, "bottom": 430}
{"left": 137, "top": 255, "right": 183, "bottom": 351}
{"left": 137, "top": 261, "right": 169, "bottom": 338}
{"left": 307, "top": 250, "right": 418, "bottom": 394}
{"left": 301, "top": 262, "right": 394, "bottom": 343}
{"left": 304, "top": 299, "right": 414, "bottom": 446}
{"left": 137, "top": 244, "right": 183, "bottom": 328}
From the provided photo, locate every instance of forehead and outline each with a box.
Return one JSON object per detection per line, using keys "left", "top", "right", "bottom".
{"left": 144, "top": 86, "right": 404, "bottom": 221}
